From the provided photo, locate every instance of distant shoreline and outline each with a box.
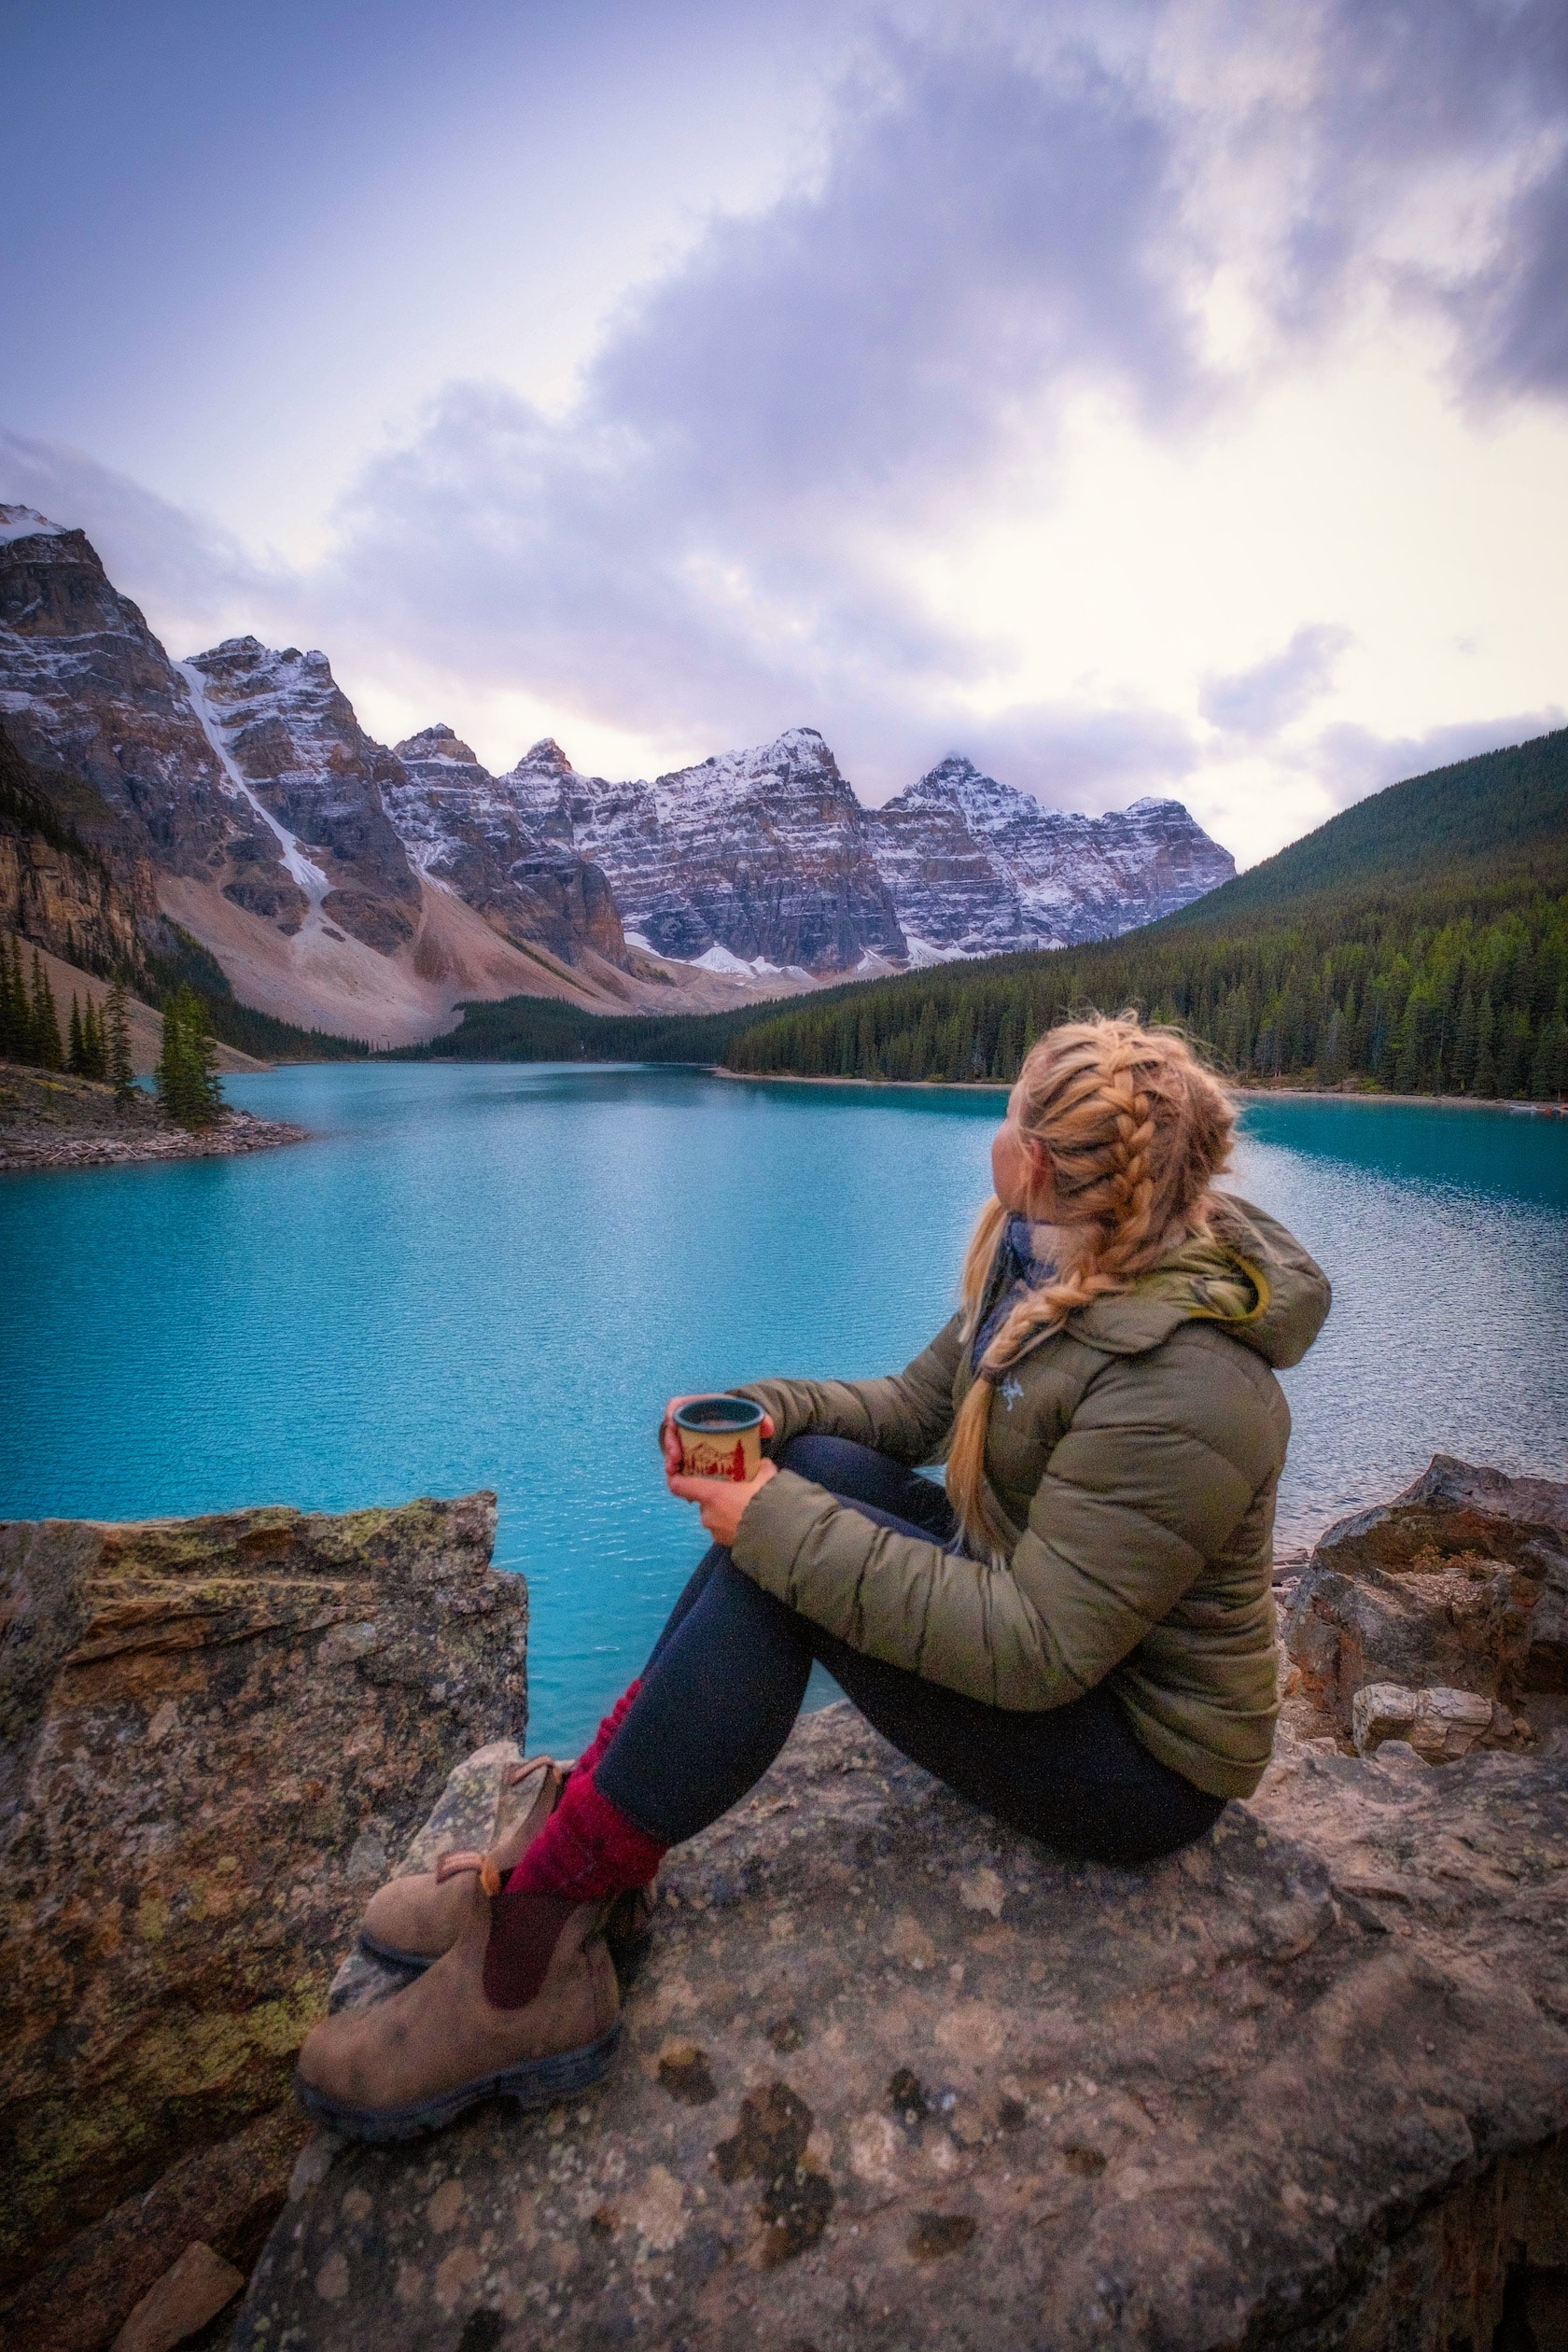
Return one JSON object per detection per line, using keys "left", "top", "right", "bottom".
{"left": 707, "top": 1068, "right": 1563, "bottom": 1114}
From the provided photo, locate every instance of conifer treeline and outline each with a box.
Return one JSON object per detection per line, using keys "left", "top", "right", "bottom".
{"left": 0, "top": 936, "right": 72, "bottom": 1073}
{"left": 722, "top": 881, "right": 1568, "bottom": 1099}
{"left": 2, "top": 933, "right": 214, "bottom": 1118}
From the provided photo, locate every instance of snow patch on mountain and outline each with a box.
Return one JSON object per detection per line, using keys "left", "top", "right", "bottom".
{"left": 175, "top": 659, "right": 330, "bottom": 907}
{"left": 0, "top": 505, "right": 64, "bottom": 546}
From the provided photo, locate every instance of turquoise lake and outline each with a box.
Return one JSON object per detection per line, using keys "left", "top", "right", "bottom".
{"left": 3, "top": 1065, "right": 1565, "bottom": 1753}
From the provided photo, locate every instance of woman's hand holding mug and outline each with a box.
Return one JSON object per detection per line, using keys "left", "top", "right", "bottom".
{"left": 662, "top": 1393, "right": 777, "bottom": 1547}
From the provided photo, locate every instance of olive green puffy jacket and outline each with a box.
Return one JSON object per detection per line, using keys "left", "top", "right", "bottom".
{"left": 731, "top": 1196, "right": 1330, "bottom": 1799}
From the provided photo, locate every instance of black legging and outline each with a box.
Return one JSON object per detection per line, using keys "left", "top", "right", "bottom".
{"left": 595, "top": 1435, "right": 1226, "bottom": 1867}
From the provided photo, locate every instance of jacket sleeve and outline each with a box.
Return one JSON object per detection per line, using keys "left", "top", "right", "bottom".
{"left": 731, "top": 1312, "right": 964, "bottom": 1467}
{"left": 730, "top": 1338, "right": 1270, "bottom": 1709}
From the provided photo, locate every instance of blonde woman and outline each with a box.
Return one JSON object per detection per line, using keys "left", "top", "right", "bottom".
{"left": 300, "top": 1014, "right": 1330, "bottom": 2137}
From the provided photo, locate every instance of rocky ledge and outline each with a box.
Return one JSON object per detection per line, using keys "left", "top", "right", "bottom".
{"left": 233, "top": 1461, "right": 1567, "bottom": 2352}
{"left": 0, "top": 1062, "right": 307, "bottom": 1172}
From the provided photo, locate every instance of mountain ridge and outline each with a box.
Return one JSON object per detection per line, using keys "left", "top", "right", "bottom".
{"left": 0, "top": 503, "right": 1239, "bottom": 1035}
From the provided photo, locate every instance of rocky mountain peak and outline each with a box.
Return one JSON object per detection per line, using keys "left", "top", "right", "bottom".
{"left": 515, "top": 737, "right": 575, "bottom": 777}
{"left": 395, "top": 724, "right": 482, "bottom": 768}
{"left": 0, "top": 515, "right": 262, "bottom": 885}
{"left": 866, "top": 754, "right": 1236, "bottom": 956}
{"left": 560, "top": 727, "right": 903, "bottom": 971}
{"left": 184, "top": 635, "right": 420, "bottom": 954}
{"left": 380, "top": 731, "right": 626, "bottom": 970}
{"left": 0, "top": 504, "right": 65, "bottom": 546}
{"left": 666, "top": 726, "right": 846, "bottom": 808}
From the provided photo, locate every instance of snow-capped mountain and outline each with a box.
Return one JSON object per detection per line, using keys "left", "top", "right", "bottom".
{"left": 387, "top": 724, "right": 624, "bottom": 967}
{"left": 0, "top": 504, "right": 1238, "bottom": 1034}
{"left": 867, "top": 755, "right": 1236, "bottom": 954}
{"left": 0, "top": 511, "right": 752, "bottom": 1037}
{"left": 184, "top": 637, "right": 422, "bottom": 954}
{"left": 508, "top": 726, "right": 906, "bottom": 973}
{"left": 0, "top": 508, "right": 286, "bottom": 904}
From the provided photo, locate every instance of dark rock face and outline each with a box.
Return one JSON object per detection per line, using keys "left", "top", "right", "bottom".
{"left": 0, "top": 510, "right": 287, "bottom": 908}
{"left": 867, "top": 755, "right": 1237, "bottom": 956}
{"left": 515, "top": 729, "right": 907, "bottom": 974}
{"left": 184, "top": 638, "right": 422, "bottom": 955}
{"left": 0, "top": 721, "right": 156, "bottom": 976}
{"left": 0, "top": 1493, "right": 526, "bottom": 2352}
{"left": 236, "top": 1703, "right": 1568, "bottom": 2352}
{"left": 1285, "top": 1455, "right": 1568, "bottom": 1729}
{"left": 387, "top": 726, "right": 626, "bottom": 968}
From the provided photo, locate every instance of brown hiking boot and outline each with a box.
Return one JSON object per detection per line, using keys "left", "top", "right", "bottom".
{"left": 358, "top": 1755, "right": 567, "bottom": 1971}
{"left": 296, "top": 1876, "right": 621, "bottom": 2139}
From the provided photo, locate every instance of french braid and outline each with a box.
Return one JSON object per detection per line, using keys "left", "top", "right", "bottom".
{"left": 946, "top": 1013, "right": 1237, "bottom": 1555}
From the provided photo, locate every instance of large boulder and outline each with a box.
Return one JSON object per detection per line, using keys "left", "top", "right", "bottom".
{"left": 1284, "top": 1454, "right": 1568, "bottom": 1731}
{"left": 235, "top": 1702, "right": 1568, "bottom": 2352}
{"left": 0, "top": 1493, "right": 526, "bottom": 2352}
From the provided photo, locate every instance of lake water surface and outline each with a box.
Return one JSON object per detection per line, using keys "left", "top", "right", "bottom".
{"left": 4, "top": 1065, "right": 1564, "bottom": 1752}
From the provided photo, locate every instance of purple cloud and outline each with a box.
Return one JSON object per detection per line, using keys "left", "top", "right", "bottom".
{"left": 1200, "top": 626, "right": 1354, "bottom": 737}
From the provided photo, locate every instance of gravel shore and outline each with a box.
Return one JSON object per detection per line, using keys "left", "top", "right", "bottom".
{"left": 0, "top": 1062, "right": 307, "bottom": 1173}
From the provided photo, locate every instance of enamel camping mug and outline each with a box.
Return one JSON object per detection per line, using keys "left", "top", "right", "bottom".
{"left": 672, "top": 1395, "right": 766, "bottom": 1481}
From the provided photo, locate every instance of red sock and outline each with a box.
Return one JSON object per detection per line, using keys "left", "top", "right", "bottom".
{"left": 568, "top": 1678, "right": 643, "bottom": 1783}
{"left": 508, "top": 1767, "right": 665, "bottom": 1900}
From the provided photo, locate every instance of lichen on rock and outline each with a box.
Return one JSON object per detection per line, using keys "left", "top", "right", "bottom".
{"left": 0, "top": 1491, "right": 525, "bottom": 2350}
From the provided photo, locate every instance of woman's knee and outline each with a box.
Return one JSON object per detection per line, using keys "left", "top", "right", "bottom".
{"left": 777, "top": 1434, "right": 884, "bottom": 1487}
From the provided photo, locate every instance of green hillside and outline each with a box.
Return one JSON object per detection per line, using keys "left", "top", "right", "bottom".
{"left": 413, "top": 725, "right": 1568, "bottom": 1101}
{"left": 1162, "top": 727, "right": 1568, "bottom": 920}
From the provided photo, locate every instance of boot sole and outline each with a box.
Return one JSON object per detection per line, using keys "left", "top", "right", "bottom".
{"left": 293, "top": 2021, "right": 623, "bottom": 2142}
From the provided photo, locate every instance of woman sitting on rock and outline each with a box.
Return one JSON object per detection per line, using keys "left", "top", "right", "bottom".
{"left": 298, "top": 1013, "right": 1330, "bottom": 2138}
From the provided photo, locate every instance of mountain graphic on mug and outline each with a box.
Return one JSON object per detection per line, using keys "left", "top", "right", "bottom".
{"left": 673, "top": 1398, "right": 765, "bottom": 1481}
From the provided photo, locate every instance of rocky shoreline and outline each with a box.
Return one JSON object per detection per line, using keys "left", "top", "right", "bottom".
{"left": 0, "top": 1061, "right": 306, "bottom": 1172}
{"left": 2, "top": 1459, "right": 1563, "bottom": 2351}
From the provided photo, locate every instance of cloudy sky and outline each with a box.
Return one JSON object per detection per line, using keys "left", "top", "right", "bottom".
{"left": 6, "top": 0, "right": 1566, "bottom": 863}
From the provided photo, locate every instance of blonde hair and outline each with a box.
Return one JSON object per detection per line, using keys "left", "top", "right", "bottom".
{"left": 947, "top": 1012, "right": 1238, "bottom": 1554}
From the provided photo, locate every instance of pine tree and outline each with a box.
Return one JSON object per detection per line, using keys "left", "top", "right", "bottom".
{"left": 67, "top": 996, "right": 86, "bottom": 1076}
{"left": 82, "top": 997, "right": 107, "bottom": 1083}
{"left": 157, "top": 985, "right": 225, "bottom": 1128}
{"left": 1530, "top": 1011, "right": 1568, "bottom": 1102}
{"left": 1472, "top": 992, "right": 1497, "bottom": 1097}
{"left": 105, "top": 976, "right": 136, "bottom": 1106}
{"left": 0, "top": 936, "right": 27, "bottom": 1063}
{"left": 30, "top": 950, "right": 63, "bottom": 1071}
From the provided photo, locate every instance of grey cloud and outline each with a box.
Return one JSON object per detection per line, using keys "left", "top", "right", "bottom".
{"left": 1462, "top": 158, "right": 1568, "bottom": 401}
{"left": 322, "top": 2, "right": 1568, "bottom": 791}
{"left": 324, "top": 27, "right": 1197, "bottom": 763}
{"left": 1232, "top": 0, "right": 1568, "bottom": 401}
{"left": 1200, "top": 624, "right": 1353, "bottom": 737}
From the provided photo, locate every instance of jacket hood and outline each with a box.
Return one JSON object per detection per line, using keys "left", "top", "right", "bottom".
{"left": 1066, "top": 1194, "right": 1331, "bottom": 1369}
